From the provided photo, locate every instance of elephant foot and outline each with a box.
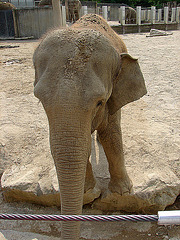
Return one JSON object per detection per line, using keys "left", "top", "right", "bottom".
{"left": 94, "top": 187, "right": 135, "bottom": 212}
{"left": 108, "top": 175, "right": 133, "bottom": 195}
{"left": 83, "top": 183, "right": 101, "bottom": 205}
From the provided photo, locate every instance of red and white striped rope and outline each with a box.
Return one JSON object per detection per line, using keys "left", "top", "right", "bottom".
{"left": 0, "top": 213, "right": 158, "bottom": 222}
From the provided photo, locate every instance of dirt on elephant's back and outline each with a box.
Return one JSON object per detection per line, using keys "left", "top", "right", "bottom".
{"left": 72, "top": 14, "right": 127, "bottom": 53}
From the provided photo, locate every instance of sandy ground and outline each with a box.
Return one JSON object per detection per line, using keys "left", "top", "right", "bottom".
{"left": 0, "top": 29, "right": 180, "bottom": 239}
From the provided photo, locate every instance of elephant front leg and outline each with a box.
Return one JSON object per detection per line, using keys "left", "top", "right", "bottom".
{"left": 97, "top": 111, "right": 133, "bottom": 195}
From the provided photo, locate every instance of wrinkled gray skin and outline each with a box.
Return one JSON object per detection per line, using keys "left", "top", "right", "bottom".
{"left": 33, "top": 14, "right": 147, "bottom": 240}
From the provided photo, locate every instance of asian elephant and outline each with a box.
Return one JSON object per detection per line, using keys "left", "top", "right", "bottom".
{"left": 125, "top": 6, "right": 136, "bottom": 24}
{"left": 33, "top": 14, "right": 147, "bottom": 240}
{"left": 0, "top": 1, "right": 16, "bottom": 10}
{"left": 38, "top": 0, "right": 81, "bottom": 23}
{"left": 38, "top": 0, "right": 52, "bottom": 6}
{"left": 68, "top": 0, "right": 81, "bottom": 23}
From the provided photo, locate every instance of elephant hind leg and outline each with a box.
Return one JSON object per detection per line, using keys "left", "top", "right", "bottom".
{"left": 84, "top": 160, "right": 96, "bottom": 192}
{"left": 84, "top": 160, "right": 101, "bottom": 204}
{"left": 74, "top": 10, "right": 79, "bottom": 22}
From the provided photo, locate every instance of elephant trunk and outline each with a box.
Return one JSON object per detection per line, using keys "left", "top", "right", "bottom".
{"left": 48, "top": 113, "right": 91, "bottom": 240}
{"left": 55, "top": 154, "right": 86, "bottom": 240}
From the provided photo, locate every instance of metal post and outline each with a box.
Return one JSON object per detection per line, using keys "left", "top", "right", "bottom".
{"left": 97, "top": 7, "right": 100, "bottom": 15}
{"left": 176, "top": 7, "right": 180, "bottom": 23}
{"left": 171, "top": 8, "right": 176, "bottom": 22}
{"left": 147, "top": 9, "right": 151, "bottom": 21}
{"left": 119, "top": 6, "right": 125, "bottom": 25}
{"left": 62, "top": 6, "right": 66, "bottom": 26}
{"left": 83, "top": 6, "right": 88, "bottom": 15}
{"left": 136, "top": 6, "right": 141, "bottom": 25}
{"left": 136, "top": 6, "right": 141, "bottom": 33}
{"left": 102, "top": 6, "right": 108, "bottom": 21}
{"left": 108, "top": 6, "right": 110, "bottom": 20}
{"left": 151, "top": 6, "right": 156, "bottom": 24}
{"left": 164, "top": 6, "right": 169, "bottom": 24}
{"left": 158, "top": 9, "right": 162, "bottom": 22}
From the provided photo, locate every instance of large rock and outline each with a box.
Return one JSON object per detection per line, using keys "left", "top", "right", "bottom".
{"left": 1, "top": 131, "right": 180, "bottom": 213}
{"left": 149, "top": 29, "right": 173, "bottom": 37}
{"left": 94, "top": 168, "right": 180, "bottom": 213}
{"left": 1, "top": 150, "right": 101, "bottom": 206}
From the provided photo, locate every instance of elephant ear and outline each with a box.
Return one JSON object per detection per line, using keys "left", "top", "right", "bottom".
{"left": 108, "top": 53, "right": 147, "bottom": 115}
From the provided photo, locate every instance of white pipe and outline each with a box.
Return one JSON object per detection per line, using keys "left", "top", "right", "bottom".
{"left": 158, "top": 211, "right": 180, "bottom": 225}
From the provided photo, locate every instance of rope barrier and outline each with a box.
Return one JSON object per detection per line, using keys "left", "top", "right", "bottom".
{"left": 0, "top": 211, "right": 179, "bottom": 225}
{"left": 0, "top": 213, "right": 158, "bottom": 222}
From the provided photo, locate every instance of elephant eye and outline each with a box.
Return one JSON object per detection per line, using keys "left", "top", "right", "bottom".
{"left": 96, "top": 100, "right": 103, "bottom": 107}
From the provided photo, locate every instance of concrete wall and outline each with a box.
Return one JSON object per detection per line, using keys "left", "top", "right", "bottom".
{"left": 112, "top": 22, "right": 178, "bottom": 34}
{"left": 14, "top": 7, "right": 53, "bottom": 38}
{"left": 10, "top": 0, "right": 35, "bottom": 7}
{"left": 80, "top": 1, "right": 97, "bottom": 16}
{"left": 98, "top": 3, "right": 125, "bottom": 21}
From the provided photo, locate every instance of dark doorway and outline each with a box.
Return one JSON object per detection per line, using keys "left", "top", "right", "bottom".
{"left": 0, "top": 10, "right": 15, "bottom": 37}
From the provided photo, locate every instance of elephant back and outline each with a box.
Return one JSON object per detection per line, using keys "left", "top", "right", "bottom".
{"left": 0, "top": 2, "right": 16, "bottom": 10}
{"left": 68, "top": 0, "right": 81, "bottom": 10}
{"left": 72, "top": 14, "right": 127, "bottom": 54}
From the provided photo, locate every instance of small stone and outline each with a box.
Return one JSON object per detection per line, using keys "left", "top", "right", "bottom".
{"left": 163, "top": 236, "right": 169, "bottom": 240}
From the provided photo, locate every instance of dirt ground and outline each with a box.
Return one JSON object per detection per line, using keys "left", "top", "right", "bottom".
{"left": 0, "top": 29, "right": 180, "bottom": 239}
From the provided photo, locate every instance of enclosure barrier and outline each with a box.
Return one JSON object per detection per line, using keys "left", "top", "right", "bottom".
{"left": 117, "top": 6, "right": 180, "bottom": 25}
{"left": 1, "top": 4, "right": 180, "bottom": 38}
{"left": 0, "top": 211, "right": 179, "bottom": 225}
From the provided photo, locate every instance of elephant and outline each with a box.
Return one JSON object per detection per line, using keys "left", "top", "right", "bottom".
{"left": 119, "top": 6, "right": 136, "bottom": 24}
{"left": 68, "top": 0, "right": 81, "bottom": 23}
{"left": 38, "top": 0, "right": 52, "bottom": 6}
{"left": 0, "top": 2, "right": 16, "bottom": 10}
{"left": 33, "top": 14, "right": 147, "bottom": 240}
{"left": 38, "top": 0, "right": 81, "bottom": 23}
{"left": 125, "top": 6, "right": 136, "bottom": 24}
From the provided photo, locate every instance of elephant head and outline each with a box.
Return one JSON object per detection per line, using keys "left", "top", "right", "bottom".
{"left": 33, "top": 22, "right": 146, "bottom": 240}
